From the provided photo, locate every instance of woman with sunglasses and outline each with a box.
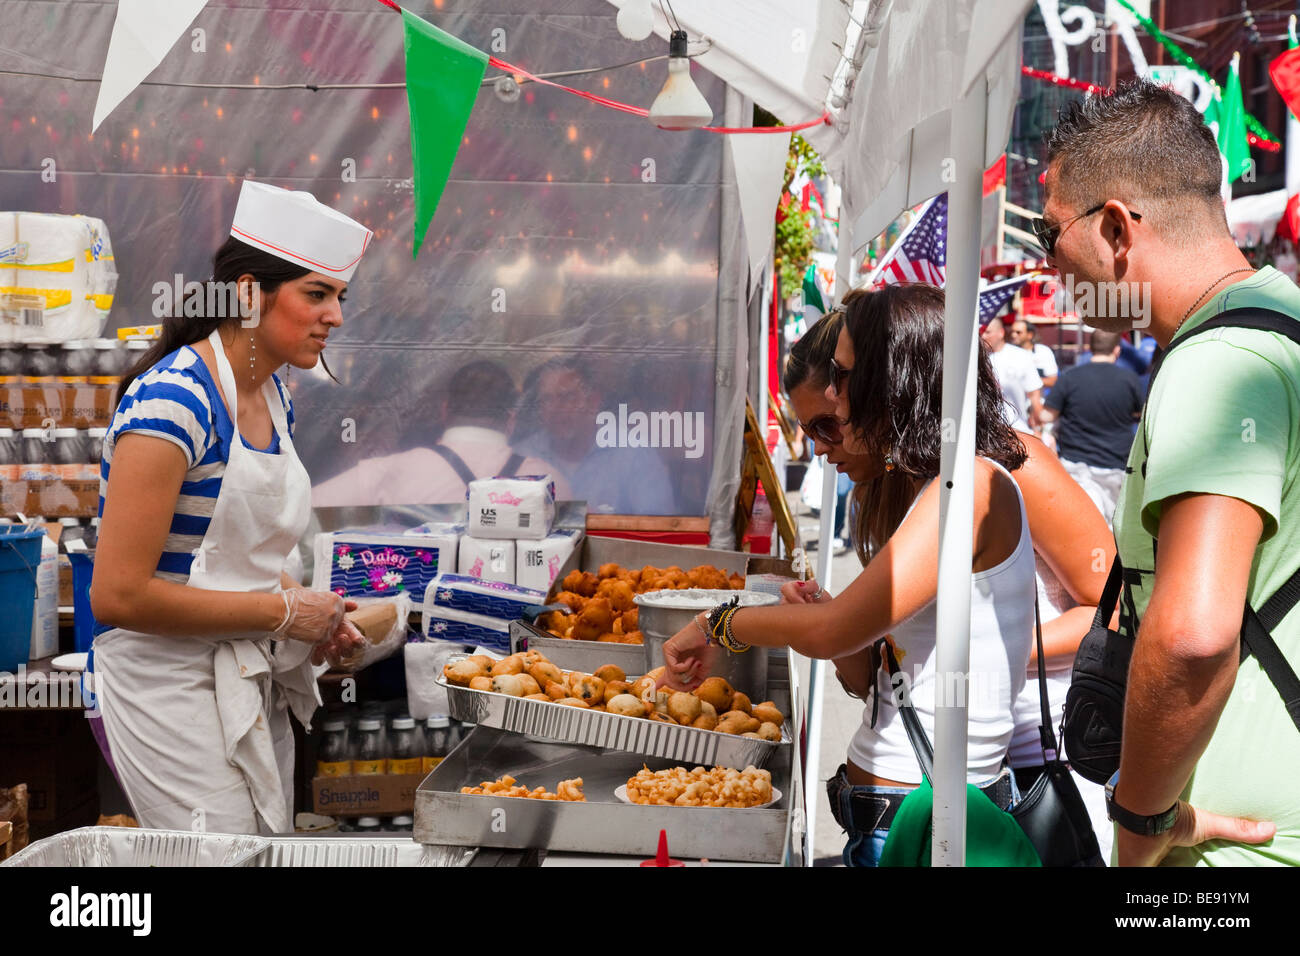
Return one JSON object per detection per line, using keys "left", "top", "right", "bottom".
{"left": 782, "top": 297, "right": 1116, "bottom": 862}
{"left": 662, "top": 284, "right": 1057, "bottom": 866}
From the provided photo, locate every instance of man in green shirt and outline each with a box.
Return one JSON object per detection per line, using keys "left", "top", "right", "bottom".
{"left": 1042, "top": 79, "right": 1296, "bottom": 865}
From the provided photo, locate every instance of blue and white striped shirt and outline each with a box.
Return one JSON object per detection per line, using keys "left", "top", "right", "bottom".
{"left": 98, "top": 345, "right": 294, "bottom": 587}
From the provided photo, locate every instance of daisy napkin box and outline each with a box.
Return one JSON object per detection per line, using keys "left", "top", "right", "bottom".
{"left": 421, "top": 574, "right": 548, "bottom": 654}
{"left": 311, "top": 529, "right": 458, "bottom": 602}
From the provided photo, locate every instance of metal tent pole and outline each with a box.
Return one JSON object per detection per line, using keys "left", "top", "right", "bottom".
{"left": 932, "top": 72, "right": 987, "bottom": 867}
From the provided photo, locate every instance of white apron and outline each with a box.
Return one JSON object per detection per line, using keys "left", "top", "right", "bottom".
{"left": 95, "top": 330, "right": 320, "bottom": 834}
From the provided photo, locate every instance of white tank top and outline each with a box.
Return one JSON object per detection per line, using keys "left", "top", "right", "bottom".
{"left": 847, "top": 459, "right": 1037, "bottom": 783}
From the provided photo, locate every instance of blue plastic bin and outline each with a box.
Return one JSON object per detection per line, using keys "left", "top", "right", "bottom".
{"left": 68, "top": 551, "right": 100, "bottom": 654}
{"left": 0, "top": 527, "right": 43, "bottom": 672}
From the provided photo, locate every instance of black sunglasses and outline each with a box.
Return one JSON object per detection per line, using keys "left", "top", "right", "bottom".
{"left": 829, "top": 356, "right": 851, "bottom": 398}
{"left": 802, "top": 414, "right": 843, "bottom": 447}
{"left": 1032, "top": 203, "right": 1142, "bottom": 257}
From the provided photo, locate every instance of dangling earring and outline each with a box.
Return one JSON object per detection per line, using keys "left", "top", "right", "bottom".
{"left": 884, "top": 445, "right": 896, "bottom": 472}
{"left": 249, "top": 330, "right": 256, "bottom": 385}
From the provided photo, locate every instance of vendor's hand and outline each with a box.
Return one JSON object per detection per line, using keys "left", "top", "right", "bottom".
{"left": 781, "top": 577, "right": 828, "bottom": 605}
{"left": 1116, "top": 801, "right": 1275, "bottom": 866}
{"left": 313, "top": 617, "right": 367, "bottom": 668}
{"left": 656, "top": 622, "right": 718, "bottom": 692}
{"left": 276, "top": 588, "right": 347, "bottom": 645}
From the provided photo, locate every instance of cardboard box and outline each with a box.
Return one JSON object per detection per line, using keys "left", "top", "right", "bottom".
{"left": 311, "top": 773, "right": 425, "bottom": 817}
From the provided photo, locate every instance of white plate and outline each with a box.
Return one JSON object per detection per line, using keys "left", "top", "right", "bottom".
{"left": 614, "top": 784, "right": 781, "bottom": 809}
{"left": 50, "top": 653, "right": 88, "bottom": 672}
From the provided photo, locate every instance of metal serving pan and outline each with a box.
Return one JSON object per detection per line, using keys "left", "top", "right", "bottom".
{"left": 439, "top": 676, "right": 787, "bottom": 769}
{"left": 2, "top": 827, "right": 269, "bottom": 867}
{"left": 250, "top": 836, "right": 475, "bottom": 867}
{"left": 509, "top": 619, "right": 647, "bottom": 676}
{"left": 414, "top": 726, "right": 790, "bottom": 864}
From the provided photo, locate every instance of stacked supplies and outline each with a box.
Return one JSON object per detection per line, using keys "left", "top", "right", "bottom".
{"left": 421, "top": 573, "right": 547, "bottom": 654}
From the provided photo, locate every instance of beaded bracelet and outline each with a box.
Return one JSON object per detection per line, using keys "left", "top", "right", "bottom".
{"left": 714, "top": 605, "right": 751, "bottom": 653}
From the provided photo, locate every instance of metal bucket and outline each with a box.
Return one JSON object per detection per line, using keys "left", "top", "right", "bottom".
{"left": 634, "top": 589, "right": 779, "bottom": 700}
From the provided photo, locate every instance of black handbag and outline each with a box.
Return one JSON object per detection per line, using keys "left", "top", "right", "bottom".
{"left": 882, "top": 594, "right": 1104, "bottom": 866}
{"left": 1063, "top": 307, "right": 1300, "bottom": 785}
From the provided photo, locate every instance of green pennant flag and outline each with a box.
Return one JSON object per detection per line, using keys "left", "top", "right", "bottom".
{"left": 1218, "top": 55, "right": 1252, "bottom": 184}
{"left": 401, "top": 9, "right": 488, "bottom": 258}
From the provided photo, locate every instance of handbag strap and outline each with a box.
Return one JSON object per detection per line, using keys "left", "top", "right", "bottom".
{"left": 1092, "top": 556, "right": 1124, "bottom": 630}
{"left": 1032, "top": 592, "right": 1056, "bottom": 760}
{"left": 880, "top": 640, "right": 934, "bottom": 786}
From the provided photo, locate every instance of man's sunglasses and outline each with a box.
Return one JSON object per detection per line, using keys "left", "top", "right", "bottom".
{"left": 1031, "top": 203, "right": 1141, "bottom": 257}
{"left": 802, "top": 414, "right": 842, "bottom": 447}
{"left": 829, "top": 356, "right": 851, "bottom": 398}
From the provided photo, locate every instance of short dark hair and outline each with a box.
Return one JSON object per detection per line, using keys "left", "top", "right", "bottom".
{"left": 783, "top": 310, "right": 843, "bottom": 393}
{"left": 446, "top": 360, "right": 518, "bottom": 424}
{"left": 1090, "top": 329, "right": 1123, "bottom": 354}
{"left": 1046, "top": 79, "right": 1226, "bottom": 239}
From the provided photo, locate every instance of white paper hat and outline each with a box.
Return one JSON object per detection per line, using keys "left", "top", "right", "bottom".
{"left": 230, "top": 180, "right": 373, "bottom": 282}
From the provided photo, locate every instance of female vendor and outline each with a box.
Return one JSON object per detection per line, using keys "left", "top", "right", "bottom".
{"left": 661, "top": 284, "right": 1039, "bottom": 866}
{"left": 89, "top": 181, "right": 370, "bottom": 834}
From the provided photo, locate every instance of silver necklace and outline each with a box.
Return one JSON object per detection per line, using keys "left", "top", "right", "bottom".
{"left": 1172, "top": 267, "right": 1255, "bottom": 339}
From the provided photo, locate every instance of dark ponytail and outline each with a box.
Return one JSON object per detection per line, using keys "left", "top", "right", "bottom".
{"left": 116, "top": 236, "right": 311, "bottom": 408}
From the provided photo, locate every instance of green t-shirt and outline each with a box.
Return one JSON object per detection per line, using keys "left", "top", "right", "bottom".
{"left": 1113, "top": 265, "right": 1300, "bottom": 867}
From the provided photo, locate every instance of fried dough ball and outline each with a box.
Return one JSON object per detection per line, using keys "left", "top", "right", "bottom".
{"left": 570, "top": 675, "right": 606, "bottom": 705}
{"left": 596, "top": 578, "right": 636, "bottom": 613}
{"left": 524, "top": 693, "right": 552, "bottom": 703}
{"left": 629, "top": 676, "right": 656, "bottom": 701}
{"left": 757, "top": 721, "right": 783, "bottom": 741}
{"left": 652, "top": 689, "right": 672, "bottom": 716}
{"left": 636, "top": 566, "right": 661, "bottom": 589}
{"left": 596, "top": 562, "right": 622, "bottom": 579}
{"left": 730, "top": 691, "right": 753, "bottom": 715}
{"left": 562, "top": 569, "right": 599, "bottom": 598}
{"left": 715, "top": 717, "right": 746, "bottom": 735}
{"left": 444, "top": 659, "right": 486, "bottom": 686}
{"left": 698, "top": 700, "right": 717, "bottom": 719}
{"left": 752, "top": 702, "right": 784, "bottom": 726}
{"left": 596, "top": 632, "right": 623, "bottom": 642}
{"left": 668, "top": 692, "right": 702, "bottom": 725}
{"left": 467, "top": 655, "right": 495, "bottom": 669}
{"left": 545, "top": 680, "right": 569, "bottom": 700}
{"left": 620, "top": 630, "right": 644, "bottom": 644}
{"left": 491, "top": 674, "right": 526, "bottom": 697}
{"left": 728, "top": 573, "right": 745, "bottom": 590}
{"left": 648, "top": 712, "right": 678, "bottom": 724}
{"left": 611, "top": 617, "right": 624, "bottom": 636}
{"left": 593, "top": 664, "right": 626, "bottom": 684}
{"left": 556, "top": 778, "right": 585, "bottom": 801}
{"left": 553, "top": 591, "right": 586, "bottom": 612}
{"left": 570, "top": 598, "right": 614, "bottom": 641}
{"left": 536, "top": 610, "right": 569, "bottom": 634}
{"left": 490, "top": 655, "right": 525, "bottom": 677}
{"left": 529, "top": 661, "right": 563, "bottom": 689}
{"left": 742, "top": 732, "right": 763, "bottom": 739}
{"left": 557, "top": 697, "right": 590, "bottom": 708}
{"left": 515, "top": 674, "right": 541, "bottom": 697}
{"left": 646, "top": 665, "right": 666, "bottom": 684}
{"left": 607, "top": 694, "right": 646, "bottom": 717}
{"left": 603, "top": 680, "right": 632, "bottom": 703}
{"left": 695, "top": 677, "right": 735, "bottom": 713}
{"left": 619, "top": 608, "right": 639, "bottom": 633}
{"left": 687, "top": 565, "right": 731, "bottom": 590}
{"left": 469, "top": 675, "right": 494, "bottom": 692}
{"left": 521, "top": 650, "right": 546, "bottom": 668}
{"left": 691, "top": 711, "right": 719, "bottom": 731}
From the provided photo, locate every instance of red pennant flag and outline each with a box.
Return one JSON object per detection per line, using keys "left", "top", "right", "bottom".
{"left": 983, "top": 154, "right": 1007, "bottom": 196}
{"left": 1269, "top": 47, "right": 1300, "bottom": 121}
{"left": 1277, "top": 192, "right": 1300, "bottom": 244}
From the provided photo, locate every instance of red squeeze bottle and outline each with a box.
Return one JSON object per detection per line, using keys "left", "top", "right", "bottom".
{"left": 640, "top": 829, "right": 685, "bottom": 867}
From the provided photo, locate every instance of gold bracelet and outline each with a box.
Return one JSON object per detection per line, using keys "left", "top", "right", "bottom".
{"left": 718, "top": 606, "right": 750, "bottom": 653}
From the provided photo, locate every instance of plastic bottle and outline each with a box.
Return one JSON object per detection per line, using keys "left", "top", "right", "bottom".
{"left": 316, "top": 718, "right": 353, "bottom": 776}
{"left": 387, "top": 716, "right": 421, "bottom": 775}
{"left": 29, "top": 529, "right": 58, "bottom": 660}
{"left": 353, "top": 717, "right": 387, "bottom": 774}
{"left": 423, "top": 716, "right": 453, "bottom": 774}
{"left": 0, "top": 428, "right": 18, "bottom": 483}
{"left": 20, "top": 428, "right": 55, "bottom": 482}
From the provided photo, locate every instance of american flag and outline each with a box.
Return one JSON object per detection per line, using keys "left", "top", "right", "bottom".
{"left": 978, "top": 273, "right": 1036, "bottom": 325}
{"left": 872, "top": 193, "right": 947, "bottom": 286}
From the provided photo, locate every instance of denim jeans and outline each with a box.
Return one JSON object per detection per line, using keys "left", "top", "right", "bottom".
{"left": 828, "top": 765, "right": 1021, "bottom": 867}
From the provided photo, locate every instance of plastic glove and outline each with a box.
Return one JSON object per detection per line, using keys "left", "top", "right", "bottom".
{"left": 274, "top": 588, "right": 347, "bottom": 644}
{"left": 313, "top": 617, "right": 367, "bottom": 668}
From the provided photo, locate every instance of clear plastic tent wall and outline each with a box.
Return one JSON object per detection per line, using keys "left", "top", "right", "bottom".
{"left": 0, "top": 0, "right": 744, "bottom": 519}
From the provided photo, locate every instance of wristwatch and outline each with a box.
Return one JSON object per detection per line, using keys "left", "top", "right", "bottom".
{"left": 1105, "top": 771, "right": 1179, "bottom": 836}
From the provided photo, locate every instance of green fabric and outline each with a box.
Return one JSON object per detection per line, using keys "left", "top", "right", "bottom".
{"left": 1217, "top": 59, "right": 1252, "bottom": 183}
{"left": 878, "top": 779, "right": 1041, "bottom": 867}
{"left": 401, "top": 9, "right": 488, "bottom": 258}
{"left": 1113, "top": 266, "right": 1300, "bottom": 866}
{"left": 802, "top": 263, "right": 826, "bottom": 316}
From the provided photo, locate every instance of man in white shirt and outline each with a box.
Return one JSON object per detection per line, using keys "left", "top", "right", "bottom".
{"left": 312, "top": 361, "right": 570, "bottom": 506}
{"left": 1009, "top": 319, "right": 1059, "bottom": 387}
{"left": 981, "top": 316, "right": 1044, "bottom": 431}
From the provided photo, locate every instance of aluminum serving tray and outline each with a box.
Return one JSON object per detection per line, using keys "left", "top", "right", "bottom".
{"left": 2, "top": 827, "right": 269, "bottom": 867}
{"left": 439, "top": 676, "right": 787, "bottom": 769}
{"left": 414, "top": 726, "right": 790, "bottom": 864}
{"left": 509, "top": 619, "right": 647, "bottom": 676}
{"left": 251, "top": 836, "right": 475, "bottom": 867}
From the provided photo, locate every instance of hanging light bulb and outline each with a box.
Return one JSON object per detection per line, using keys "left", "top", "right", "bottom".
{"left": 494, "top": 74, "right": 521, "bottom": 103}
{"left": 616, "top": 0, "right": 655, "bottom": 41}
{"left": 648, "top": 30, "right": 712, "bottom": 128}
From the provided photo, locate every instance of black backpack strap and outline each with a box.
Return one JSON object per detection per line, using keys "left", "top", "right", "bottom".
{"left": 1092, "top": 556, "right": 1124, "bottom": 630}
{"left": 1242, "top": 599, "right": 1300, "bottom": 733}
{"left": 499, "top": 452, "right": 525, "bottom": 478}
{"left": 431, "top": 444, "right": 477, "bottom": 487}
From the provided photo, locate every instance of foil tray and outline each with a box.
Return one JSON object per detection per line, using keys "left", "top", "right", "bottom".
{"left": 510, "top": 619, "right": 647, "bottom": 676}
{"left": 251, "top": 836, "right": 475, "bottom": 867}
{"left": 439, "top": 677, "right": 786, "bottom": 769}
{"left": 2, "top": 827, "right": 269, "bottom": 867}
{"left": 414, "top": 726, "right": 790, "bottom": 864}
